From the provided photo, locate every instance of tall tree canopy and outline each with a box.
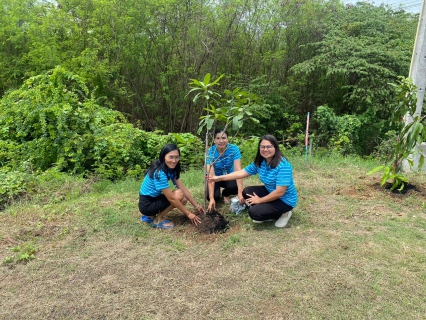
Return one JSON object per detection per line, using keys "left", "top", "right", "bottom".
{"left": 0, "top": 0, "right": 418, "bottom": 154}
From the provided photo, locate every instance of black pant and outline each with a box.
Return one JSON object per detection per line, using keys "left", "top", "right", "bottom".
{"left": 206, "top": 180, "right": 238, "bottom": 201}
{"left": 139, "top": 194, "right": 170, "bottom": 216}
{"left": 243, "top": 186, "right": 293, "bottom": 221}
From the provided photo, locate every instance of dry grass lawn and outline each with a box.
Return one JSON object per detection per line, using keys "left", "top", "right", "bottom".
{"left": 1, "top": 156, "right": 426, "bottom": 319}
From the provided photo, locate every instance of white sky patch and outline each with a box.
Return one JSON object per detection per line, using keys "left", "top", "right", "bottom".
{"left": 342, "top": 0, "right": 422, "bottom": 13}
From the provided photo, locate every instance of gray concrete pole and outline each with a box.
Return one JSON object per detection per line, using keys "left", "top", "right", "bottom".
{"left": 401, "top": 0, "right": 426, "bottom": 172}
{"left": 409, "top": 0, "right": 426, "bottom": 118}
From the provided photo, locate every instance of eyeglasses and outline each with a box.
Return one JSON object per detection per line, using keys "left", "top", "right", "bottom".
{"left": 259, "top": 145, "right": 274, "bottom": 150}
{"left": 167, "top": 156, "right": 181, "bottom": 160}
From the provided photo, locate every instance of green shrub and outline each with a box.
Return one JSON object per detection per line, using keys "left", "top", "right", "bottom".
{"left": 372, "top": 130, "right": 398, "bottom": 162}
{"left": 0, "top": 169, "right": 37, "bottom": 209}
{"left": 314, "top": 105, "right": 362, "bottom": 155}
{"left": 0, "top": 67, "right": 205, "bottom": 207}
{"left": 232, "top": 136, "right": 259, "bottom": 167}
{"left": 170, "top": 133, "right": 204, "bottom": 170}
{"left": 0, "top": 67, "right": 204, "bottom": 180}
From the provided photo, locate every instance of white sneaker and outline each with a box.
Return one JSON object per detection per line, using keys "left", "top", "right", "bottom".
{"left": 275, "top": 211, "right": 292, "bottom": 228}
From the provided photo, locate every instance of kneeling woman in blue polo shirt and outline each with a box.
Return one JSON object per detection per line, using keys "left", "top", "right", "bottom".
{"left": 209, "top": 134, "right": 297, "bottom": 228}
{"left": 206, "top": 128, "right": 245, "bottom": 210}
{"left": 139, "top": 144, "right": 203, "bottom": 229}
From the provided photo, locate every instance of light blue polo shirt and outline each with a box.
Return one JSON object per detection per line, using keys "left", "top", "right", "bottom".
{"left": 206, "top": 143, "right": 242, "bottom": 176}
{"left": 139, "top": 169, "right": 177, "bottom": 197}
{"left": 244, "top": 158, "right": 298, "bottom": 207}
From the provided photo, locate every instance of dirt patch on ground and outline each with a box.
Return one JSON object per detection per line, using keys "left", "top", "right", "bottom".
{"left": 336, "top": 175, "right": 426, "bottom": 200}
{"left": 147, "top": 206, "right": 237, "bottom": 242}
{"left": 380, "top": 181, "right": 422, "bottom": 195}
{"left": 194, "top": 210, "right": 229, "bottom": 234}
{"left": 168, "top": 210, "right": 229, "bottom": 234}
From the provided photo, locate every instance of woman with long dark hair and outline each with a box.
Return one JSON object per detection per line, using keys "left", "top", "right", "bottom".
{"left": 139, "top": 144, "right": 203, "bottom": 229}
{"left": 209, "top": 135, "right": 298, "bottom": 228}
{"left": 206, "top": 128, "right": 244, "bottom": 210}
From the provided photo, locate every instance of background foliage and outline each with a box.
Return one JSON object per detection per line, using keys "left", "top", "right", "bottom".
{"left": 0, "top": 68, "right": 204, "bottom": 206}
{"left": 0, "top": 0, "right": 418, "bottom": 141}
{"left": 0, "top": 0, "right": 421, "bottom": 205}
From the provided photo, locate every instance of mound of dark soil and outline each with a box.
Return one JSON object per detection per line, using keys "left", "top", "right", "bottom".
{"left": 383, "top": 182, "right": 419, "bottom": 195}
{"left": 195, "top": 210, "right": 229, "bottom": 234}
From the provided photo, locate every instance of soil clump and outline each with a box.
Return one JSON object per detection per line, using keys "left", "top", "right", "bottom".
{"left": 195, "top": 210, "right": 229, "bottom": 234}
{"left": 382, "top": 182, "right": 419, "bottom": 195}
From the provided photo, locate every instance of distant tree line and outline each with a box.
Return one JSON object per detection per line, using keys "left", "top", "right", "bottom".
{"left": 0, "top": 0, "right": 419, "bottom": 155}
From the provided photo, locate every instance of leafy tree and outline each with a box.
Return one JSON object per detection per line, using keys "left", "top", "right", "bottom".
{"left": 292, "top": 3, "right": 416, "bottom": 114}
{"left": 0, "top": 0, "right": 418, "bottom": 155}
{"left": 0, "top": 0, "right": 40, "bottom": 95}
{"left": 291, "top": 3, "right": 417, "bottom": 154}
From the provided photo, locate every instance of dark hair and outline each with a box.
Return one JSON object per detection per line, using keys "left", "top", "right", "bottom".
{"left": 146, "top": 144, "right": 181, "bottom": 180}
{"left": 213, "top": 128, "right": 228, "bottom": 139}
{"left": 253, "top": 134, "right": 285, "bottom": 169}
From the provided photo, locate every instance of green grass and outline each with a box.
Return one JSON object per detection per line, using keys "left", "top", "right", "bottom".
{"left": 1, "top": 154, "right": 426, "bottom": 319}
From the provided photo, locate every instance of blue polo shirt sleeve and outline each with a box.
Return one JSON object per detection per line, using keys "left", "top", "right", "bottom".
{"left": 139, "top": 170, "right": 171, "bottom": 197}
{"left": 244, "top": 162, "right": 258, "bottom": 175}
{"left": 154, "top": 171, "right": 171, "bottom": 190}
{"left": 231, "top": 145, "right": 242, "bottom": 161}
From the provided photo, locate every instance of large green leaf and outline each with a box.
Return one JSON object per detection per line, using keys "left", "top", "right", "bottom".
{"left": 367, "top": 165, "right": 385, "bottom": 175}
{"left": 203, "top": 73, "right": 211, "bottom": 85}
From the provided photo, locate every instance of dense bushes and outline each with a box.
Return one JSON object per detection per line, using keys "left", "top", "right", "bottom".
{"left": 312, "top": 105, "right": 392, "bottom": 156}
{"left": 0, "top": 68, "right": 204, "bottom": 206}
{"left": 0, "top": 67, "right": 204, "bottom": 176}
{"left": 0, "top": 1, "right": 417, "bottom": 140}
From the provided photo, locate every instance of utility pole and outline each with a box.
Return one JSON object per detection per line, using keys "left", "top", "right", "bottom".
{"left": 409, "top": 0, "right": 426, "bottom": 118}
{"left": 402, "top": 0, "right": 426, "bottom": 172}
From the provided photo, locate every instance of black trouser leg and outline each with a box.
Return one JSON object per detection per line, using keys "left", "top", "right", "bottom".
{"left": 243, "top": 186, "right": 292, "bottom": 221}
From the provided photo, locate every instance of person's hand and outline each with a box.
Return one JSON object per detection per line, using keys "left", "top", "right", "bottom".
{"left": 188, "top": 212, "right": 201, "bottom": 226}
{"left": 208, "top": 175, "right": 220, "bottom": 183}
{"left": 246, "top": 192, "right": 261, "bottom": 205}
{"left": 208, "top": 200, "right": 216, "bottom": 211}
{"left": 238, "top": 193, "right": 245, "bottom": 205}
{"left": 196, "top": 205, "right": 204, "bottom": 214}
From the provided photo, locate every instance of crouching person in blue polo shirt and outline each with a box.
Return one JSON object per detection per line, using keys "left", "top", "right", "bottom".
{"left": 206, "top": 128, "right": 245, "bottom": 210}
{"left": 139, "top": 144, "right": 203, "bottom": 229}
{"left": 208, "top": 134, "right": 297, "bottom": 228}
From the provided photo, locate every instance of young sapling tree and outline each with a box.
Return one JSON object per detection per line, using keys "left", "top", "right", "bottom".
{"left": 368, "top": 77, "right": 426, "bottom": 191}
{"left": 187, "top": 73, "right": 260, "bottom": 211}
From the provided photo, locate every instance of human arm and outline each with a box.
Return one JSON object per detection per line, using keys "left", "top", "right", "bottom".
{"left": 233, "top": 159, "right": 245, "bottom": 204}
{"left": 163, "top": 182, "right": 202, "bottom": 226}
{"left": 245, "top": 186, "right": 287, "bottom": 205}
{"left": 206, "top": 164, "right": 216, "bottom": 210}
{"left": 209, "top": 169, "right": 250, "bottom": 183}
{"left": 174, "top": 178, "right": 203, "bottom": 217}
{"left": 175, "top": 179, "right": 203, "bottom": 213}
